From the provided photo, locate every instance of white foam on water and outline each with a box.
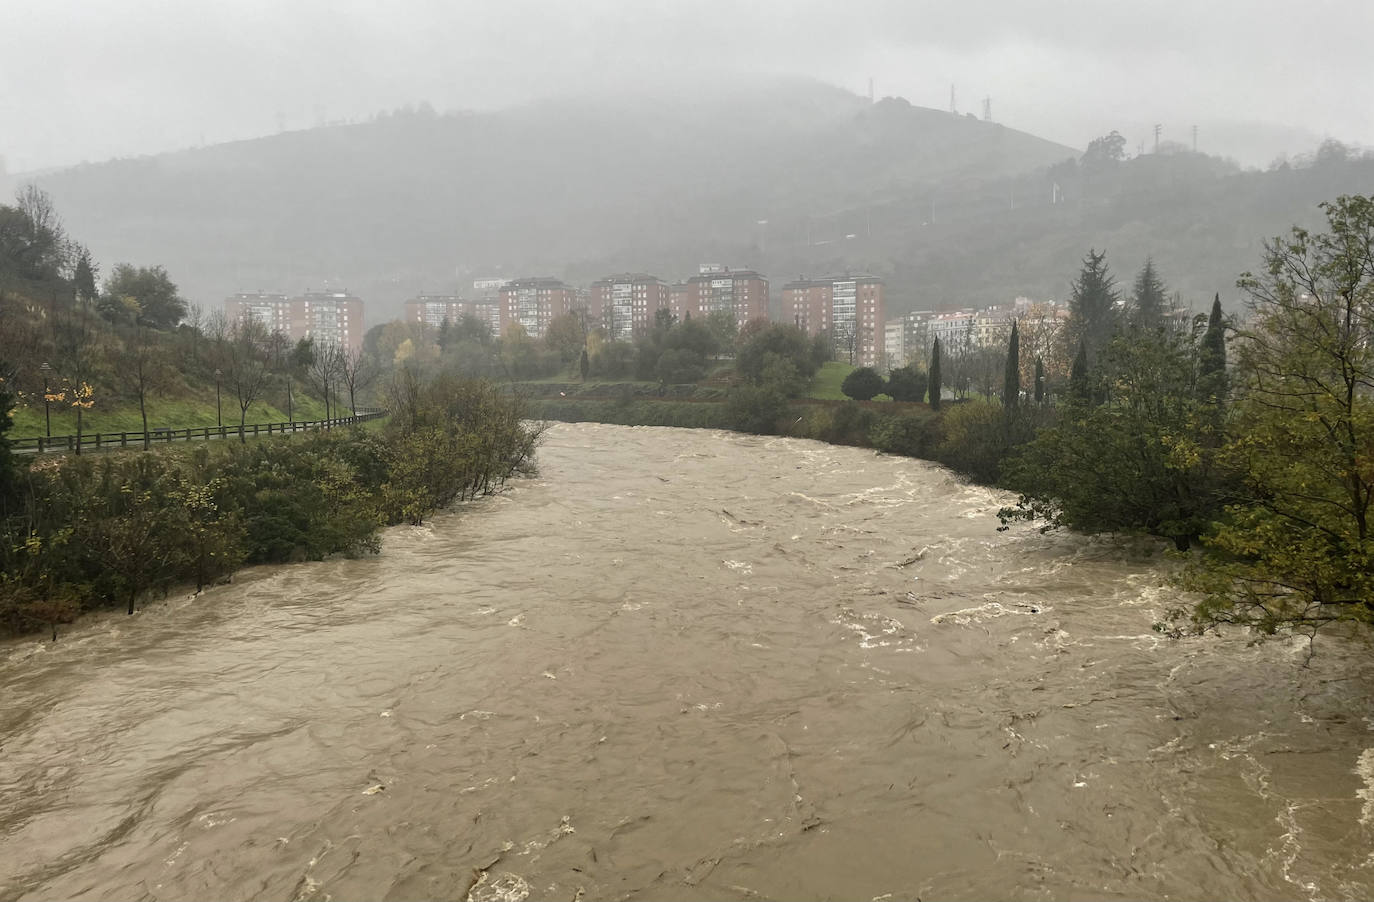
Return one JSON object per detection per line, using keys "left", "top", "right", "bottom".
{"left": 930, "top": 601, "right": 1043, "bottom": 626}
{"left": 1356, "top": 748, "right": 1374, "bottom": 827}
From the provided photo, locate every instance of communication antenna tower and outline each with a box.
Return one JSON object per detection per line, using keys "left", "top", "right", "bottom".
{"left": 868, "top": 76, "right": 874, "bottom": 104}
{"left": 949, "top": 84, "right": 956, "bottom": 115}
{"left": 982, "top": 96, "right": 991, "bottom": 121}
{"left": 1153, "top": 123, "right": 1162, "bottom": 153}
{"left": 1192, "top": 124, "right": 1198, "bottom": 153}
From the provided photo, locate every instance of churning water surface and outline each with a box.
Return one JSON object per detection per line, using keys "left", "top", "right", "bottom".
{"left": 3, "top": 423, "right": 1374, "bottom": 901}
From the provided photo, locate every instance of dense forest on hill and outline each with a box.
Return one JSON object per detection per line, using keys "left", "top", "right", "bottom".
{"left": 20, "top": 79, "right": 1374, "bottom": 323}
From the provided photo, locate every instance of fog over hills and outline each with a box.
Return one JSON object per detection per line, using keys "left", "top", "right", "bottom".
{"left": 23, "top": 78, "right": 1374, "bottom": 323}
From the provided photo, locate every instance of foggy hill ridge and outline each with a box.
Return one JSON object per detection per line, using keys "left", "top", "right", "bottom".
{"left": 24, "top": 78, "right": 1374, "bottom": 322}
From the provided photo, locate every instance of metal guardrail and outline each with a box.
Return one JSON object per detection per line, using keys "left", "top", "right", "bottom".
{"left": 13, "top": 408, "right": 387, "bottom": 454}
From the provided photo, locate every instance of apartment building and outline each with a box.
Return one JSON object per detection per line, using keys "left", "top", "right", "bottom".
{"left": 295, "top": 290, "right": 364, "bottom": 352}
{"left": 782, "top": 275, "right": 886, "bottom": 367}
{"left": 497, "top": 278, "right": 578, "bottom": 339}
{"left": 225, "top": 291, "right": 293, "bottom": 335}
{"left": 224, "top": 289, "right": 364, "bottom": 352}
{"left": 679, "top": 265, "right": 769, "bottom": 324}
{"left": 404, "top": 295, "right": 467, "bottom": 329}
{"left": 884, "top": 310, "right": 935, "bottom": 370}
{"left": 589, "top": 273, "right": 670, "bottom": 341}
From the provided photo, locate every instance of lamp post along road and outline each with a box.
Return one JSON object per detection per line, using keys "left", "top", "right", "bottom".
{"left": 214, "top": 368, "right": 222, "bottom": 429}
{"left": 40, "top": 362, "right": 51, "bottom": 438}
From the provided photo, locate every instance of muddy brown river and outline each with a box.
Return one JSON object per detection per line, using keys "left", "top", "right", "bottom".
{"left": 3, "top": 423, "right": 1374, "bottom": 901}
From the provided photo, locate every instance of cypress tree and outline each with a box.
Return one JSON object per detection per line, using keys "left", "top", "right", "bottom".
{"left": 928, "top": 337, "right": 942, "bottom": 411}
{"left": 1033, "top": 356, "right": 1045, "bottom": 404}
{"left": 1069, "top": 340, "right": 1090, "bottom": 404}
{"left": 1003, "top": 320, "right": 1020, "bottom": 409}
{"left": 1198, "top": 293, "right": 1228, "bottom": 403}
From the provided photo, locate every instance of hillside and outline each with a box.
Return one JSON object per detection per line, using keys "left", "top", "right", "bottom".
{"left": 27, "top": 79, "right": 1075, "bottom": 321}
{"left": 24, "top": 78, "right": 1374, "bottom": 321}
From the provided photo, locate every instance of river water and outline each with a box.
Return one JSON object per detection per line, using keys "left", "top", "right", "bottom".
{"left": 3, "top": 423, "right": 1374, "bottom": 901}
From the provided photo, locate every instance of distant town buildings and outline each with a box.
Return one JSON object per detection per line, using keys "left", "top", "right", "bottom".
{"left": 783, "top": 275, "right": 886, "bottom": 368}
{"left": 225, "top": 289, "right": 364, "bottom": 352}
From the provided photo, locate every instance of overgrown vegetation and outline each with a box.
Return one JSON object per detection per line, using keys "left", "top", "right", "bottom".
{"left": 0, "top": 372, "right": 541, "bottom": 637}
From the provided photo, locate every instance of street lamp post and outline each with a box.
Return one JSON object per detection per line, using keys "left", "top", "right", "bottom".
{"left": 286, "top": 374, "right": 293, "bottom": 425}
{"left": 214, "top": 368, "right": 222, "bottom": 428}
{"left": 40, "top": 362, "right": 51, "bottom": 437}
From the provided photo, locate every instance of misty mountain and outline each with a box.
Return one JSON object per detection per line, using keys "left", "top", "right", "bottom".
{"left": 27, "top": 79, "right": 1073, "bottom": 320}
{"left": 25, "top": 79, "right": 1374, "bottom": 322}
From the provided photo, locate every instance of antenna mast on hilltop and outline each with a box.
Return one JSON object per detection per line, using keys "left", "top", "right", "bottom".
{"left": 1154, "top": 123, "right": 1162, "bottom": 153}
{"left": 982, "top": 96, "right": 991, "bottom": 121}
{"left": 868, "top": 76, "right": 875, "bottom": 104}
{"left": 949, "top": 84, "right": 958, "bottom": 114}
{"left": 1192, "top": 124, "right": 1198, "bottom": 152}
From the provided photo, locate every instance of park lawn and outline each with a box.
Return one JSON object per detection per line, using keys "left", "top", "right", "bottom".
{"left": 807, "top": 361, "right": 856, "bottom": 399}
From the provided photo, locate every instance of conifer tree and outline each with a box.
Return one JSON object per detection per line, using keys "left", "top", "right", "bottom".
{"left": 1068, "top": 340, "right": 1090, "bottom": 404}
{"left": 1033, "top": 356, "right": 1045, "bottom": 404}
{"left": 1003, "top": 320, "right": 1020, "bottom": 409}
{"left": 1130, "top": 258, "right": 1168, "bottom": 332}
{"left": 928, "top": 337, "right": 942, "bottom": 411}
{"left": 1065, "top": 249, "right": 1120, "bottom": 362}
{"left": 1198, "top": 293, "right": 1228, "bottom": 403}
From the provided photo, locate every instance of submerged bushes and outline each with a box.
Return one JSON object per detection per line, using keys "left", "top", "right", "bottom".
{"left": 0, "top": 376, "right": 541, "bottom": 637}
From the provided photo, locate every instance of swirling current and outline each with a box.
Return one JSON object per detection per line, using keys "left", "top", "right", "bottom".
{"left": 3, "top": 423, "right": 1374, "bottom": 901}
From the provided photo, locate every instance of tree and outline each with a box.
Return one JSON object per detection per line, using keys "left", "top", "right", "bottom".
{"left": 307, "top": 342, "right": 343, "bottom": 420}
{"left": 1197, "top": 293, "right": 1228, "bottom": 405}
{"left": 102, "top": 264, "right": 186, "bottom": 329}
{"left": 1002, "top": 329, "right": 1225, "bottom": 551}
{"left": 1003, "top": 320, "right": 1020, "bottom": 409}
{"left": 73, "top": 247, "right": 98, "bottom": 307}
{"left": 735, "top": 324, "right": 819, "bottom": 393}
{"left": 1064, "top": 249, "right": 1120, "bottom": 363}
{"left": 223, "top": 320, "right": 271, "bottom": 441}
{"left": 118, "top": 323, "right": 170, "bottom": 449}
{"left": 885, "top": 365, "right": 927, "bottom": 403}
{"left": 841, "top": 366, "right": 885, "bottom": 401}
{"left": 928, "top": 337, "right": 942, "bottom": 410}
{"left": 1182, "top": 195, "right": 1374, "bottom": 638}
{"left": 578, "top": 348, "right": 590, "bottom": 382}
{"left": 1130, "top": 258, "right": 1168, "bottom": 332}
{"left": 657, "top": 348, "right": 706, "bottom": 384}
{"left": 1081, "top": 130, "right": 1126, "bottom": 172}
{"left": 543, "top": 312, "right": 587, "bottom": 363}
{"left": 0, "top": 360, "right": 16, "bottom": 508}
{"left": 338, "top": 346, "right": 378, "bottom": 416}
{"left": 1068, "top": 341, "right": 1090, "bottom": 404}
{"left": 1033, "top": 356, "right": 1046, "bottom": 404}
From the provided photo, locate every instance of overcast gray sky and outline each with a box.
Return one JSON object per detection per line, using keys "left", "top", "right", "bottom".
{"left": 3, "top": 0, "right": 1371, "bottom": 172}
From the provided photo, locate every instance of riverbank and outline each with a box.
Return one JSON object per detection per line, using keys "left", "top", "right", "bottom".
{"left": 0, "top": 377, "right": 540, "bottom": 638}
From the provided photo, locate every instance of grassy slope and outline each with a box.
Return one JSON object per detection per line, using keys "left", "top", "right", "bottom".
{"left": 807, "top": 362, "right": 855, "bottom": 400}
{"left": 11, "top": 392, "right": 332, "bottom": 437}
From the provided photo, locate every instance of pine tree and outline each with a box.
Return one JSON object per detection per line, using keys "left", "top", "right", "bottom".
{"left": 1065, "top": 249, "right": 1120, "bottom": 362}
{"left": 1033, "top": 356, "right": 1045, "bottom": 404}
{"left": 928, "top": 337, "right": 942, "bottom": 411}
{"left": 1130, "top": 258, "right": 1167, "bottom": 332}
{"left": 1003, "top": 320, "right": 1020, "bottom": 409}
{"left": 1069, "top": 340, "right": 1090, "bottom": 404}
